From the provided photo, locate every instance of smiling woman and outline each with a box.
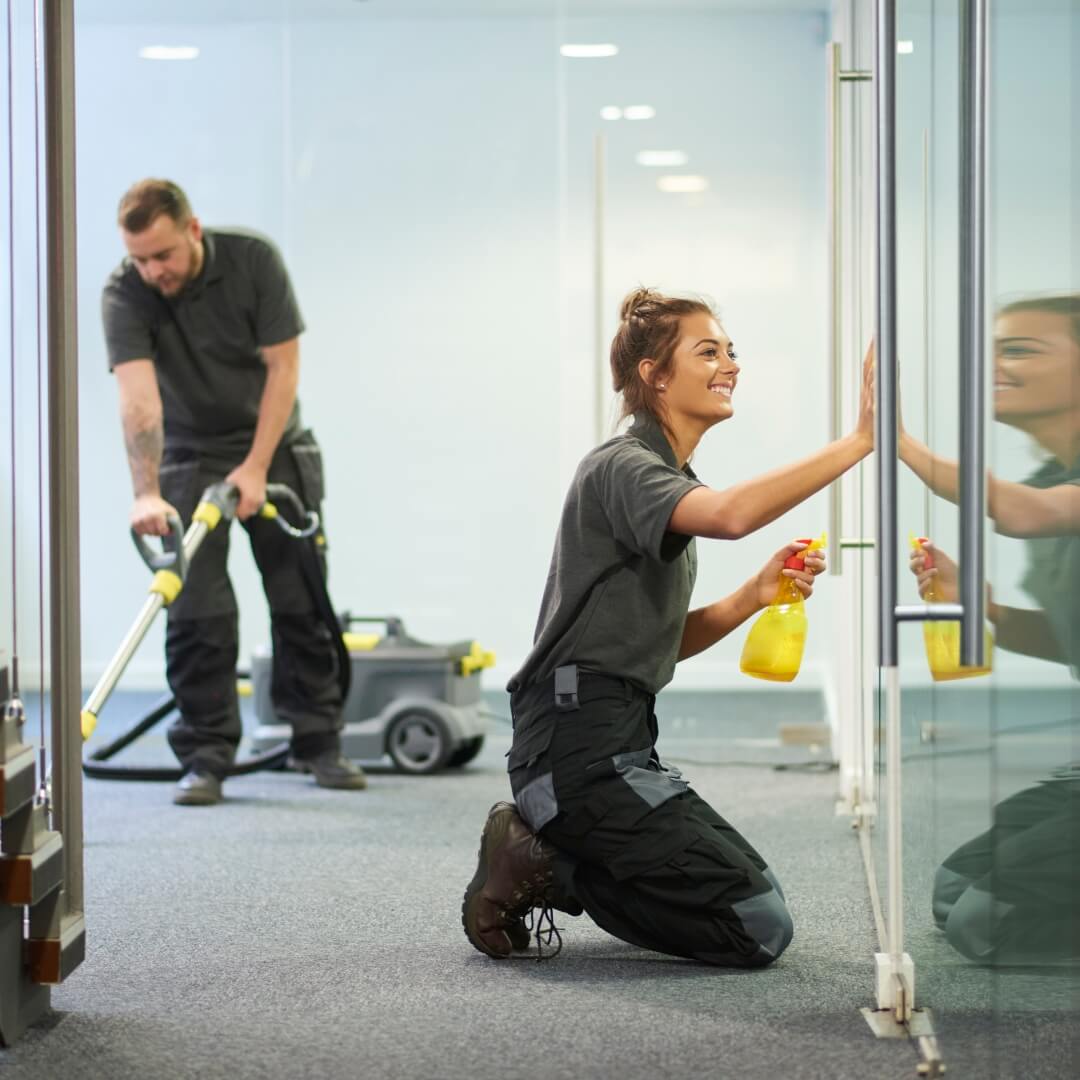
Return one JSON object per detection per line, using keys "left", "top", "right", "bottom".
{"left": 992, "top": 295, "right": 1080, "bottom": 431}
{"left": 900, "top": 295, "right": 1080, "bottom": 541}
{"left": 460, "top": 287, "right": 875, "bottom": 967}
{"left": 609, "top": 288, "right": 735, "bottom": 441}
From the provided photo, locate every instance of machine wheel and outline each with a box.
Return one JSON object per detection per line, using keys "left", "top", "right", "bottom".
{"left": 446, "top": 735, "right": 485, "bottom": 769}
{"left": 386, "top": 709, "right": 454, "bottom": 774}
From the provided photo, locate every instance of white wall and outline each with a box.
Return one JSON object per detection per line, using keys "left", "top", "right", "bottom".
{"left": 13, "top": 7, "right": 837, "bottom": 693}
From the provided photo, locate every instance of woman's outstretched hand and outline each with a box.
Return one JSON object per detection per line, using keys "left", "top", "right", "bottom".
{"left": 854, "top": 339, "right": 875, "bottom": 450}
{"left": 753, "top": 540, "right": 826, "bottom": 608}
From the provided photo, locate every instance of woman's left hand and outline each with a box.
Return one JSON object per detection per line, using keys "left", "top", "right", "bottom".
{"left": 754, "top": 541, "right": 826, "bottom": 608}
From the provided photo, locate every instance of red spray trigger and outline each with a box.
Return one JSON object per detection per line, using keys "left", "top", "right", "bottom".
{"left": 917, "top": 537, "right": 935, "bottom": 571}
{"left": 784, "top": 538, "right": 814, "bottom": 571}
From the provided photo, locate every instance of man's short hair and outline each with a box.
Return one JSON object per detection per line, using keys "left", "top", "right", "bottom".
{"left": 117, "top": 179, "right": 193, "bottom": 233}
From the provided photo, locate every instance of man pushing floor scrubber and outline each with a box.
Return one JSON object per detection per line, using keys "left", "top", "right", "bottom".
{"left": 99, "top": 178, "right": 366, "bottom": 805}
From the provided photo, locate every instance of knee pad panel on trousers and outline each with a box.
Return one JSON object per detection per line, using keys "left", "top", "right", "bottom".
{"left": 932, "top": 863, "right": 972, "bottom": 930}
{"left": 730, "top": 886, "right": 794, "bottom": 965}
{"left": 944, "top": 885, "right": 1015, "bottom": 963}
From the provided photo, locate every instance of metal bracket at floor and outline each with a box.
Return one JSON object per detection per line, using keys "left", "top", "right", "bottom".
{"left": 861, "top": 1007, "right": 945, "bottom": 1076}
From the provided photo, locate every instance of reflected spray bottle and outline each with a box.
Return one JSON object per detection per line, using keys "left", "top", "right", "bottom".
{"left": 911, "top": 535, "right": 993, "bottom": 681}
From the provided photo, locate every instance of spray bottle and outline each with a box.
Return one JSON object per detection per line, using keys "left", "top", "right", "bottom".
{"left": 910, "top": 535, "right": 993, "bottom": 681}
{"left": 740, "top": 534, "right": 825, "bottom": 683}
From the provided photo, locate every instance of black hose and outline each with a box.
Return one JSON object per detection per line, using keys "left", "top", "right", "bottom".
{"left": 82, "top": 744, "right": 290, "bottom": 782}
{"left": 85, "top": 693, "right": 177, "bottom": 760}
{"left": 296, "top": 533, "right": 352, "bottom": 702}
{"left": 81, "top": 686, "right": 292, "bottom": 781}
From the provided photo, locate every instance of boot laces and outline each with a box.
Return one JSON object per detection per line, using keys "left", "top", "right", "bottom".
{"left": 523, "top": 903, "right": 562, "bottom": 961}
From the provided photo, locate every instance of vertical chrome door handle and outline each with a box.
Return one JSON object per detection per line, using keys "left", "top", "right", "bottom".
{"left": 827, "top": 42, "right": 872, "bottom": 575}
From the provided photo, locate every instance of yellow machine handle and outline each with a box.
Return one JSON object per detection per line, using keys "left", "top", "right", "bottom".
{"left": 343, "top": 631, "right": 380, "bottom": 653}
{"left": 148, "top": 569, "right": 184, "bottom": 606}
{"left": 81, "top": 709, "right": 98, "bottom": 740}
{"left": 459, "top": 642, "right": 496, "bottom": 677}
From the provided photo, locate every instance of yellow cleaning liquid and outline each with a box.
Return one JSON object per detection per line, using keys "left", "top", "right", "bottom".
{"left": 740, "top": 534, "right": 824, "bottom": 683}
{"left": 911, "top": 535, "right": 992, "bottom": 681}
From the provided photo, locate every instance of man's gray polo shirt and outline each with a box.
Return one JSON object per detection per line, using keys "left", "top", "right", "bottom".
{"left": 102, "top": 228, "right": 305, "bottom": 461}
{"left": 509, "top": 411, "right": 704, "bottom": 696}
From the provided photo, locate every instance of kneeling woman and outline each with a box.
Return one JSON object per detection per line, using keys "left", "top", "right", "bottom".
{"left": 463, "top": 288, "right": 873, "bottom": 967}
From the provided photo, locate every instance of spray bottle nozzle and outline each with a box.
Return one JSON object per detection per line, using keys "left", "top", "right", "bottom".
{"left": 783, "top": 532, "right": 827, "bottom": 571}
{"left": 909, "top": 533, "right": 934, "bottom": 570}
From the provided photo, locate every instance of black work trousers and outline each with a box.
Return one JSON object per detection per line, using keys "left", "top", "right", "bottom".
{"left": 508, "top": 669, "right": 794, "bottom": 967}
{"left": 159, "top": 431, "right": 343, "bottom": 777}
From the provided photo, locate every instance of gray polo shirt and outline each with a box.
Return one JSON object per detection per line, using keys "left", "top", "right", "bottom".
{"left": 102, "top": 228, "right": 305, "bottom": 460}
{"left": 509, "top": 411, "right": 704, "bottom": 695}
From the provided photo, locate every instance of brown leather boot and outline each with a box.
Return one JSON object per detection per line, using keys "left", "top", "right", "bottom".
{"left": 462, "top": 801, "right": 557, "bottom": 959}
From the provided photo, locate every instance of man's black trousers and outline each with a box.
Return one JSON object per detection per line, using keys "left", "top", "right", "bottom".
{"left": 158, "top": 431, "right": 343, "bottom": 777}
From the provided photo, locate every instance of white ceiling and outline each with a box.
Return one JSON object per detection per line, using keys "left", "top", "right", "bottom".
{"left": 78, "top": 0, "right": 831, "bottom": 25}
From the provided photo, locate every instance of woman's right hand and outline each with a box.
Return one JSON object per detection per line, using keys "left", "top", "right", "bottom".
{"left": 909, "top": 540, "right": 958, "bottom": 602}
{"left": 853, "top": 340, "right": 875, "bottom": 449}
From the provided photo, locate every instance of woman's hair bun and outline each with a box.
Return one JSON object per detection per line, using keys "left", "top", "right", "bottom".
{"left": 619, "top": 286, "right": 658, "bottom": 323}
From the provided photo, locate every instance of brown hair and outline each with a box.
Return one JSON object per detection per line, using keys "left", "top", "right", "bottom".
{"left": 117, "top": 179, "right": 193, "bottom": 233}
{"left": 998, "top": 294, "right": 1080, "bottom": 351}
{"left": 610, "top": 287, "right": 717, "bottom": 432}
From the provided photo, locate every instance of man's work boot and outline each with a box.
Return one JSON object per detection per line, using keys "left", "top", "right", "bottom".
{"left": 290, "top": 749, "right": 368, "bottom": 790}
{"left": 462, "top": 801, "right": 558, "bottom": 959}
{"left": 173, "top": 770, "right": 223, "bottom": 806}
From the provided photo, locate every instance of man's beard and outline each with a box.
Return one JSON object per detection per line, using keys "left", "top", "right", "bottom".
{"left": 153, "top": 238, "right": 198, "bottom": 296}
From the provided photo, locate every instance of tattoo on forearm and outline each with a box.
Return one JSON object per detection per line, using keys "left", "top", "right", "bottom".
{"left": 124, "top": 423, "right": 163, "bottom": 497}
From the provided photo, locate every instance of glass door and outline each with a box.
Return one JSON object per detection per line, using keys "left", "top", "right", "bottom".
{"left": 873, "top": 0, "right": 1080, "bottom": 1073}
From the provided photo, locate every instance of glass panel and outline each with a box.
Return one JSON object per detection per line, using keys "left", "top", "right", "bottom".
{"left": 900, "top": 0, "right": 1000, "bottom": 1047}
{"left": 887, "top": 1, "right": 1080, "bottom": 1074}
{"left": 982, "top": 0, "right": 1080, "bottom": 1070}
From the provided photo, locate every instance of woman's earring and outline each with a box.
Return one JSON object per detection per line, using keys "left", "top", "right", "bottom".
{"left": 658, "top": 383, "right": 666, "bottom": 389}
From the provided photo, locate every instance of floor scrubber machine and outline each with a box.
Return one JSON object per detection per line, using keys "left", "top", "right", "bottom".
{"left": 246, "top": 614, "right": 494, "bottom": 774}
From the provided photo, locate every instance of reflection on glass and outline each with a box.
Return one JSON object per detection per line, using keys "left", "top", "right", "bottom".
{"left": 901, "top": 295, "right": 1080, "bottom": 966}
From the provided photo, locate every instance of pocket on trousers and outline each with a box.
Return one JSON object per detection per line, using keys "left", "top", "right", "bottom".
{"left": 289, "top": 431, "right": 325, "bottom": 508}
{"left": 507, "top": 715, "right": 556, "bottom": 775}
{"left": 508, "top": 717, "right": 558, "bottom": 831}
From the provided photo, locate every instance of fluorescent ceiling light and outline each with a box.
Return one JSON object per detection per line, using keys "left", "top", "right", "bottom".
{"left": 623, "top": 105, "right": 656, "bottom": 121}
{"left": 657, "top": 175, "right": 708, "bottom": 194}
{"left": 898, "top": 40, "right": 914, "bottom": 54}
{"left": 600, "top": 106, "right": 623, "bottom": 120}
{"left": 636, "top": 150, "right": 689, "bottom": 167}
{"left": 139, "top": 45, "right": 200, "bottom": 61}
{"left": 560, "top": 43, "right": 618, "bottom": 59}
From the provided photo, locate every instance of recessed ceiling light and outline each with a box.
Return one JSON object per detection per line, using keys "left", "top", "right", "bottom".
{"left": 600, "top": 106, "right": 623, "bottom": 121}
{"left": 623, "top": 105, "right": 656, "bottom": 121}
{"left": 657, "top": 175, "right": 708, "bottom": 194}
{"left": 898, "top": 40, "right": 914, "bottom": 54}
{"left": 636, "top": 150, "right": 689, "bottom": 167}
{"left": 560, "top": 44, "right": 619, "bottom": 59}
{"left": 139, "top": 45, "right": 200, "bottom": 61}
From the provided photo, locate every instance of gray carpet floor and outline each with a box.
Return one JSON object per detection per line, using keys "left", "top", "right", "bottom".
{"left": 0, "top": 690, "right": 1076, "bottom": 1079}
